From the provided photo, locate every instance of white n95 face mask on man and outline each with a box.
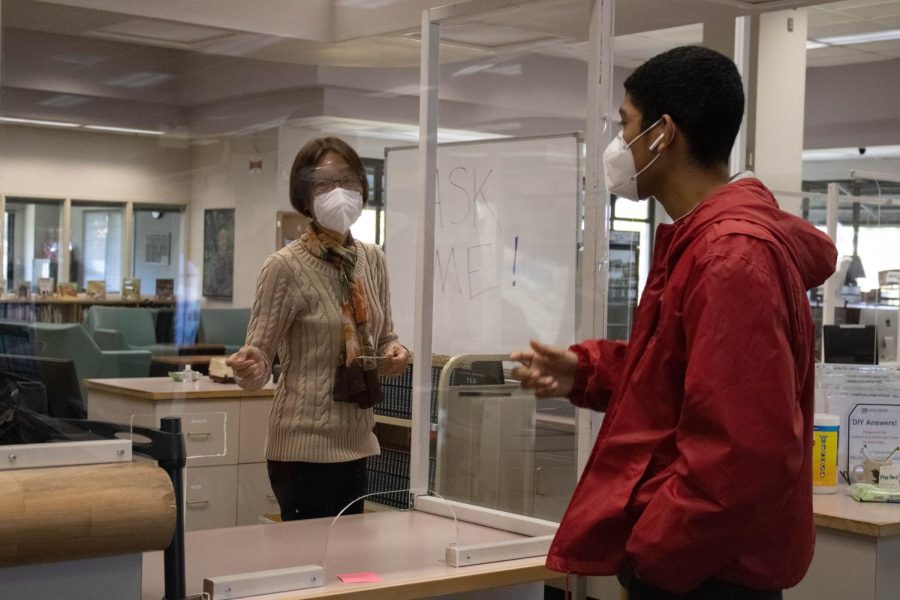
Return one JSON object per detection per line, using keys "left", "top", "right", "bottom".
{"left": 603, "top": 118, "right": 664, "bottom": 201}
{"left": 313, "top": 187, "right": 363, "bottom": 234}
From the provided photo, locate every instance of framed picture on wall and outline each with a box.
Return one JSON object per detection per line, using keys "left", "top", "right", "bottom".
{"left": 203, "top": 208, "right": 234, "bottom": 298}
{"left": 145, "top": 233, "right": 171, "bottom": 265}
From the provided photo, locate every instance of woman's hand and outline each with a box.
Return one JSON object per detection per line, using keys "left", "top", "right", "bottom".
{"left": 509, "top": 339, "right": 578, "bottom": 398}
{"left": 226, "top": 345, "right": 268, "bottom": 381}
{"left": 380, "top": 342, "right": 410, "bottom": 377}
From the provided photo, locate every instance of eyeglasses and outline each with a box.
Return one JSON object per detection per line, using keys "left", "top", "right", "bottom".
{"left": 304, "top": 175, "right": 363, "bottom": 195}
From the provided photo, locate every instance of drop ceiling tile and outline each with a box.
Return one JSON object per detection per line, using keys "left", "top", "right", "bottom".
{"left": 808, "top": 9, "right": 861, "bottom": 28}
{"left": 816, "top": 0, "right": 895, "bottom": 10}
{"left": 648, "top": 23, "right": 703, "bottom": 44}
{"left": 807, "top": 45, "right": 894, "bottom": 65}
{"left": 851, "top": 3, "right": 900, "bottom": 18}
{"left": 852, "top": 38, "right": 900, "bottom": 54}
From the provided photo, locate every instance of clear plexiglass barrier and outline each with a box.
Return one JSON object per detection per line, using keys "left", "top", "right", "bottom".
{"left": 433, "top": 355, "right": 577, "bottom": 524}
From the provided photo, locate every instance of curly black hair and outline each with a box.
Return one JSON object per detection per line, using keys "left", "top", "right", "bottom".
{"left": 624, "top": 46, "right": 744, "bottom": 168}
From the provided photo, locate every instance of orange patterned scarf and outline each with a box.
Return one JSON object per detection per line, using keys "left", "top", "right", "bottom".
{"left": 300, "top": 224, "right": 376, "bottom": 368}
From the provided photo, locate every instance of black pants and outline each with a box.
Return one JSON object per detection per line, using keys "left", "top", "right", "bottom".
{"left": 623, "top": 573, "right": 782, "bottom": 600}
{"left": 267, "top": 458, "right": 368, "bottom": 521}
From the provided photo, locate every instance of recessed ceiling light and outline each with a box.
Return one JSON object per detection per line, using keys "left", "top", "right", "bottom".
{"left": 0, "top": 116, "right": 80, "bottom": 128}
{"left": 808, "top": 28, "right": 900, "bottom": 49}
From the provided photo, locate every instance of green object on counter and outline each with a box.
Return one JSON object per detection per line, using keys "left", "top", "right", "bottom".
{"left": 849, "top": 483, "right": 900, "bottom": 503}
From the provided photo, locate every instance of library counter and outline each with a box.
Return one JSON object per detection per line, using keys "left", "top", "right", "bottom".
{"left": 142, "top": 509, "right": 557, "bottom": 600}
{"left": 786, "top": 487, "right": 900, "bottom": 600}
{"left": 86, "top": 377, "right": 278, "bottom": 531}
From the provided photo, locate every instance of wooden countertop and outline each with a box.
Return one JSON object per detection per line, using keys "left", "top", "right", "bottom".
{"left": 142, "top": 509, "right": 555, "bottom": 599}
{"left": 84, "top": 377, "right": 275, "bottom": 401}
{"left": 813, "top": 486, "right": 900, "bottom": 537}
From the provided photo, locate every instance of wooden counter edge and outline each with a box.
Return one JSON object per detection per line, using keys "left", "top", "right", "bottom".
{"left": 84, "top": 378, "right": 274, "bottom": 400}
{"left": 814, "top": 512, "right": 900, "bottom": 537}
{"left": 275, "top": 560, "right": 555, "bottom": 600}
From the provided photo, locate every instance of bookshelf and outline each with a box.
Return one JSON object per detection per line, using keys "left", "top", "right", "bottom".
{"left": 0, "top": 297, "right": 175, "bottom": 323}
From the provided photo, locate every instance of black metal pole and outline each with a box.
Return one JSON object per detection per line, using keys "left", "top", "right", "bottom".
{"left": 159, "top": 417, "right": 187, "bottom": 600}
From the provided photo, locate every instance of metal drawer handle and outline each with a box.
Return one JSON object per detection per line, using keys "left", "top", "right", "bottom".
{"left": 186, "top": 432, "right": 211, "bottom": 440}
{"left": 186, "top": 499, "right": 210, "bottom": 507}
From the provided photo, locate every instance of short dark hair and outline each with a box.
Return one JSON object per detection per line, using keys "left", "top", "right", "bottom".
{"left": 289, "top": 136, "right": 369, "bottom": 216}
{"left": 624, "top": 45, "right": 744, "bottom": 167}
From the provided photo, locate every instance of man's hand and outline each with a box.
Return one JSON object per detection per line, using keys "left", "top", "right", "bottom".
{"left": 226, "top": 346, "right": 268, "bottom": 381}
{"left": 510, "top": 339, "right": 578, "bottom": 398}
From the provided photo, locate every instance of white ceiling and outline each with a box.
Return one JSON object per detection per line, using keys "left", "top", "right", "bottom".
{"left": 0, "top": 0, "right": 898, "bottom": 141}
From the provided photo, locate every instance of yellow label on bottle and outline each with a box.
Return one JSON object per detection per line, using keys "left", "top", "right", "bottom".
{"left": 812, "top": 425, "right": 839, "bottom": 486}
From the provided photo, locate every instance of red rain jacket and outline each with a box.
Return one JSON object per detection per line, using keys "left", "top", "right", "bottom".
{"left": 548, "top": 177, "right": 837, "bottom": 592}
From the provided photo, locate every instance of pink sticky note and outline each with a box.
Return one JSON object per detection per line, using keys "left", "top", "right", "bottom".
{"left": 338, "top": 572, "right": 383, "bottom": 584}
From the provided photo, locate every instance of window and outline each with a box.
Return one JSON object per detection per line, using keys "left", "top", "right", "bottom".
{"left": 74, "top": 205, "right": 124, "bottom": 292}
{"left": 3, "top": 198, "right": 62, "bottom": 293}
{"left": 611, "top": 196, "right": 653, "bottom": 299}
{"left": 351, "top": 158, "right": 385, "bottom": 245}
{"left": 133, "top": 207, "right": 183, "bottom": 295}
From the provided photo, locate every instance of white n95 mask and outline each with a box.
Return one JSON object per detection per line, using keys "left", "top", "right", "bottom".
{"left": 313, "top": 187, "right": 363, "bottom": 234}
{"left": 603, "top": 118, "right": 664, "bottom": 201}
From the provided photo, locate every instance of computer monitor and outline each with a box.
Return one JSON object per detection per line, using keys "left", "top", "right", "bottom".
{"left": 0, "top": 353, "right": 86, "bottom": 419}
{"left": 823, "top": 324, "right": 878, "bottom": 365}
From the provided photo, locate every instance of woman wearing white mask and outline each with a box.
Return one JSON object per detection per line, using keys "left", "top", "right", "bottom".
{"left": 228, "top": 136, "right": 409, "bottom": 521}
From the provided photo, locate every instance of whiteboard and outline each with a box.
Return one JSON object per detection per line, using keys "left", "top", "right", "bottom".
{"left": 385, "top": 134, "right": 579, "bottom": 356}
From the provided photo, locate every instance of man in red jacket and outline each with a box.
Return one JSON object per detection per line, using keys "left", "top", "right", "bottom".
{"left": 512, "top": 46, "right": 836, "bottom": 599}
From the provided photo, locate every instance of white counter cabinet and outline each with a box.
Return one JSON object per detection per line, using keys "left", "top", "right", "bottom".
{"left": 86, "top": 377, "right": 278, "bottom": 530}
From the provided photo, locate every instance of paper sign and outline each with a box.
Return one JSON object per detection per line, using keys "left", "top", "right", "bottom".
{"left": 338, "top": 572, "right": 382, "bottom": 584}
{"left": 848, "top": 404, "right": 900, "bottom": 469}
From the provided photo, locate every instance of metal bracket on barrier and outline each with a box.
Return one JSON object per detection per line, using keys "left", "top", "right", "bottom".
{"left": 203, "top": 565, "right": 324, "bottom": 599}
{"left": 445, "top": 535, "right": 554, "bottom": 567}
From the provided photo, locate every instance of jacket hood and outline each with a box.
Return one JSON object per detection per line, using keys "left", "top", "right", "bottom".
{"left": 669, "top": 177, "right": 837, "bottom": 290}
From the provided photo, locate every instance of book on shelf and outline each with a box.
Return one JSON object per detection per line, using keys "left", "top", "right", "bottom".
{"left": 121, "top": 278, "right": 141, "bottom": 300}
{"left": 57, "top": 282, "right": 79, "bottom": 298}
{"left": 155, "top": 278, "right": 175, "bottom": 301}
{"left": 14, "top": 281, "right": 31, "bottom": 299}
{"left": 37, "top": 277, "right": 55, "bottom": 297}
{"left": 85, "top": 280, "right": 107, "bottom": 300}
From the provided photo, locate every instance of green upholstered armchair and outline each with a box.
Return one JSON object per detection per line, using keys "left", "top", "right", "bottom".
{"left": 0, "top": 320, "right": 42, "bottom": 355}
{"left": 28, "top": 323, "right": 151, "bottom": 383}
{"left": 197, "top": 308, "right": 250, "bottom": 355}
{"left": 83, "top": 306, "right": 178, "bottom": 355}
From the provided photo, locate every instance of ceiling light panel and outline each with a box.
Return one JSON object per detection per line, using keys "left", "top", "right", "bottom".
{"left": 803, "top": 144, "right": 900, "bottom": 161}
{"left": 84, "top": 125, "right": 164, "bottom": 135}
{"left": 39, "top": 95, "right": 92, "bottom": 108}
{"left": 0, "top": 116, "right": 80, "bottom": 128}
{"left": 440, "top": 23, "right": 560, "bottom": 49}
{"left": 817, "top": 27, "right": 900, "bottom": 44}
{"left": 52, "top": 53, "right": 109, "bottom": 66}
{"left": 87, "top": 18, "right": 236, "bottom": 47}
{"left": 105, "top": 72, "right": 176, "bottom": 89}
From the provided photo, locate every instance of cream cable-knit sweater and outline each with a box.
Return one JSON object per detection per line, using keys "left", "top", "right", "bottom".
{"left": 237, "top": 239, "right": 398, "bottom": 463}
